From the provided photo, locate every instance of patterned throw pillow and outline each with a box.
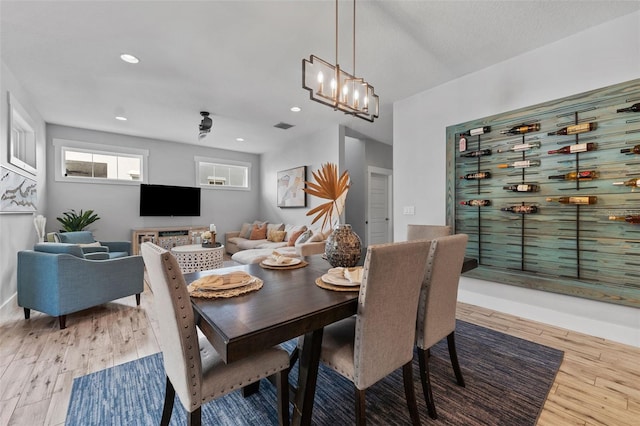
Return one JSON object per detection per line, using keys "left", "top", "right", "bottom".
{"left": 295, "top": 229, "right": 313, "bottom": 245}
{"left": 249, "top": 223, "right": 268, "bottom": 240}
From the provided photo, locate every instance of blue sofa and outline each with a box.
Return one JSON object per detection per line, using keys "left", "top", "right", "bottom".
{"left": 48, "top": 230, "right": 131, "bottom": 259}
{"left": 17, "top": 242, "right": 144, "bottom": 329}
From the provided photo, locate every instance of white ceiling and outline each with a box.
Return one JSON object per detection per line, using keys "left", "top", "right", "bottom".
{"left": 2, "top": 1, "right": 639, "bottom": 154}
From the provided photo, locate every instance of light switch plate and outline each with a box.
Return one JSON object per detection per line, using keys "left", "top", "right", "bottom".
{"left": 403, "top": 206, "right": 415, "bottom": 215}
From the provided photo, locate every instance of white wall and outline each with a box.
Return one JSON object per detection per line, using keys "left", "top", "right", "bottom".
{"left": 46, "top": 124, "right": 261, "bottom": 242}
{"left": 394, "top": 12, "right": 640, "bottom": 347}
{"left": 260, "top": 125, "right": 341, "bottom": 229}
{"left": 0, "top": 61, "right": 47, "bottom": 309}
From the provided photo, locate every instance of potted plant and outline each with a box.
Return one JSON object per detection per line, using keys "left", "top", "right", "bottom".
{"left": 304, "top": 163, "right": 361, "bottom": 267}
{"left": 56, "top": 209, "right": 100, "bottom": 232}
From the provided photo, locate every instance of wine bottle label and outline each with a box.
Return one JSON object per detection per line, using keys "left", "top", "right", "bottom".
{"left": 513, "top": 160, "right": 530, "bottom": 168}
{"left": 512, "top": 143, "right": 530, "bottom": 151}
{"left": 517, "top": 185, "right": 530, "bottom": 192}
{"left": 568, "top": 196, "right": 592, "bottom": 204}
{"left": 569, "top": 143, "right": 588, "bottom": 153}
{"left": 469, "top": 126, "right": 489, "bottom": 136}
{"left": 459, "top": 136, "right": 467, "bottom": 152}
{"left": 566, "top": 123, "right": 592, "bottom": 135}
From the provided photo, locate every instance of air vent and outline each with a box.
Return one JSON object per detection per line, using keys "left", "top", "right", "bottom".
{"left": 274, "top": 122, "right": 294, "bottom": 130}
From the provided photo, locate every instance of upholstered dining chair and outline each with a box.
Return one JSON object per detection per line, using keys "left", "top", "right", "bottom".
{"left": 317, "top": 240, "right": 431, "bottom": 426}
{"left": 415, "top": 233, "right": 469, "bottom": 419}
{"left": 140, "top": 242, "right": 290, "bottom": 426}
{"left": 407, "top": 224, "right": 452, "bottom": 241}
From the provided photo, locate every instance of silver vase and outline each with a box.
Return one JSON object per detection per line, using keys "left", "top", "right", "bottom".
{"left": 325, "top": 224, "right": 362, "bottom": 268}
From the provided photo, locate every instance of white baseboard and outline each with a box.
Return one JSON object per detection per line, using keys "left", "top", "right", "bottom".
{"left": 459, "top": 277, "right": 640, "bottom": 348}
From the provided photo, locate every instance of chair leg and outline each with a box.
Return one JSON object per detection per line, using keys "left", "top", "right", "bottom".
{"left": 418, "top": 348, "right": 437, "bottom": 419}
{"left": 276, "top": 369, "right": 290, "bottom": 426}
{"left": 135, "top": 293, "right": 141, "bottom": 305}
{"left": 355, "top": 388, "right": 367, "bottom": 426}
{"left": 23, "top": 308, "right": 30, "bottom": 319}
{"left": 447, "top": 332, "right": 465, "bottom": 387}
{"left": 160, "top": 376, "right": 175, "bottom": 426}
{"left": 58, "top": 315, "right": 67, "bottom": 330}
{"left": 402, "top": 361, "right": 422, "bottom": 426}
{"left": 188, "top": 407, "right": 201, "bottom": 426}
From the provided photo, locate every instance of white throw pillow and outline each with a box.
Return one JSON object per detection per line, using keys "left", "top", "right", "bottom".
{"left": 295, "top": 229, "right": 313, "bottom": 245}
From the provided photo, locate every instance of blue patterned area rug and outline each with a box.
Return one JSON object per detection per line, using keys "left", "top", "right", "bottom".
{"left": 66, "top": 320, "right": 563, "bottom": 425}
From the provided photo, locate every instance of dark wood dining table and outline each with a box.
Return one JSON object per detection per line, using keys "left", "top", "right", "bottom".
{"left": 185, "top": 255, "right": 478, "bottom": 426}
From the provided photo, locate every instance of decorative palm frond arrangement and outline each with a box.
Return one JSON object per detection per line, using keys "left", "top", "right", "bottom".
{"left": 303, "top": 163, "right": 350, "bottom": 230}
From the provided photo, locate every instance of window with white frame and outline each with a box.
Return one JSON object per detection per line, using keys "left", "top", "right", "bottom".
{"left": 195, "top": 156, "right": 250, "bottom": 190}
{"left": 53, "top": 139, "right": 148, "bottom": 184}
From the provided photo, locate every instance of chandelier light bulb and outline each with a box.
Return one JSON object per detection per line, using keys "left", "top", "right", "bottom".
{"left": 330, "top": 78, "right": 337, "bottom": 99}
{"left": 342, "top": 84, "right": 349, "bottom": 102}
{"left": 317, "top": 71, "right": 324, "bottom": 95}
{"left": 353, "top": 90, "right": 360, "bottom": 109}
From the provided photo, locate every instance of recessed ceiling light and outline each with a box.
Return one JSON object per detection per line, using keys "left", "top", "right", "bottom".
{"left": 120, "top": 53, "right": 139, "bottom": 64}
{"left": 290, "top": 106, "right": 301, "bottom": 112}
{"left": 115, "top": 116, "right": 127, "bottom": 121}
{"left": 236, "top": 138, "right": 245, "bottom": 142}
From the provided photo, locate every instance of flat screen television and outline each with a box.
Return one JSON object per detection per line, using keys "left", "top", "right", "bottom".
{"left": 139, "top": 184, "right": 201, "bottom": 216}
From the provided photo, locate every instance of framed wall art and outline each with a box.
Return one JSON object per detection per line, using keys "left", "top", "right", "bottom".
{"left": 1, "top": 165, "right": 37, "bottom": 213}
{"left": 277, "top": 166, "right": 306, "bottom": 208}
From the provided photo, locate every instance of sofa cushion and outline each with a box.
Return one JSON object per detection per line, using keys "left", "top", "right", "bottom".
{"left": 268, "top": 229, "right": 286, "bottom": 242}
{"left": 284, "top": 224, "right": 306, "bottom": 242}
{"left": 287, "top": 226, "right": 307, "bottom": 246}
{"left": 239, "top": 222, "right": 253, "bottom": 239}
{"left": 249, "top": 223, "right": 268, "bottom": 240}
{"left": 309, "top": 229, "right": 325, "bottom": 242}
{"left": 295, "top": 229, "right": 313, "bottom": 245}
{"left": 237, "top": 239, "right": 269, "bottom": 250}
{"left": 34, "top": 243, "right": 85, "bottom": 258}
{"left": 231, "top": 247, "right": 299, "bottom": 264}
{"left": 78, "top": 241, "right": 102, "bottom": 248}
{"left": 255, "top": 241, "right": 288, "bottom": 250}
{"left": 57, "top": 231, "right": 95, "bottom": 244}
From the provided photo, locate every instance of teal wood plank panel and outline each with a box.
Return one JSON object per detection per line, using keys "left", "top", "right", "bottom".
{"left": 447, "top": 78, "right": 640, "bottom": 308}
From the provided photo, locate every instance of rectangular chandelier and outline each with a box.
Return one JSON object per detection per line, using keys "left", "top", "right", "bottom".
{"left": 302, "top": 55, "right": 379, "bottom": 122}
{"left": 301, "top": 0, "right": 379, "bottom": 123}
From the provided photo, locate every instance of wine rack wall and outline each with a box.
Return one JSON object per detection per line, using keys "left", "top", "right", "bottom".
{"left": 446, "top": 78, "right": 640, "bottom": 308}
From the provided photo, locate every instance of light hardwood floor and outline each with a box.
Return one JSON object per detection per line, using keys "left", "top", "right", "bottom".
{"left": 0, "top": 287, "right": 638, "bottom": 425}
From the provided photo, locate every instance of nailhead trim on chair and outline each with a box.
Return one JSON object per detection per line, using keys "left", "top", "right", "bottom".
{"left": 416, "top": 240, "right": 438, "bottom": 348}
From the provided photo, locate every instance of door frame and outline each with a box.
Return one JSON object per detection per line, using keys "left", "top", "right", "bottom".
{"left": 367, "top": 166, "right": 393, "bottom": 246}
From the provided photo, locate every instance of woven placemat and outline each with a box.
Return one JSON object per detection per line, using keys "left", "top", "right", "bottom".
{"left": 188, "top": 277, "right": 263, "bottom": 298}
{"left": 259, "top": 260, "right": 308, "bottom": 270}
{"left": 315, "top": 277, "right": 360, "bottom": 292}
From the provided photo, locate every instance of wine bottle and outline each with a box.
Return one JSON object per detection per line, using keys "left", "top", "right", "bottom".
{"left": 548, "top": 170, "right": 598, "bottom": 180}
{"left": 460, "top": 172, "right": 491, "bottom": 180}
{"left": 461, "top": 126, "right": 491, "bottom": 136}
{"left": 546, "top": 196, "right": 597, "bottom": 205}
{"left": 500, "top": 123, "right": 540, "bottom": 135}
{"left": 612, "top": 178, "right": 640, "bottom": 187}
{"left": 497, "top": 141, "right": 541, "bottom": 153}
{"left": 497, "top": 160, "right": 541, "bottom": 169}
{"left": 503, "top": 184, "right": 539, "bottom": 192}
{"left": 547, "top": 122, "right": 596, "bottom": 136}
{"left": 620, "top": 145, "right": 640, "bottom": 154}
{"left": 608, "top": 215, "right": 640, "bottom": 224}
{"left": 460, "top": 199, "right": 491, "bottom": 206}
{"left": 547, "top": 142, "right": 596, "bottom": 155}
{"left": 617, "top": 103, "right": 640, "bottom": 113}
{"left": 460, "top": 149, "right": 492, "bottom": 158}
{"left": 501, "top": 205, "right": 538, "bottom": 214}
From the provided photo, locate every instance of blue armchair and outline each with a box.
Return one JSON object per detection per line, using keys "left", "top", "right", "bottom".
{"left": 47, "top": 231, "right": 131, "bottom": 259}
{"left": 17, "top": 243, "right": 144, "bottom": 329}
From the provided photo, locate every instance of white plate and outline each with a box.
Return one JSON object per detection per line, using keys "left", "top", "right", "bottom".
{"left": 189, "top": 274, "right": 256, "bottom": 291}
{"left": 262, "top": 257, "right": 302, "bottom": 267}
{"left": 321, "top": 273, "right": 361, "bottom": 287}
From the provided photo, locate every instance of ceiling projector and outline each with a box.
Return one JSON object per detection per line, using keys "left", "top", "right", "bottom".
{"left": 199, "top": 111, "right": 212, "bottom": 138}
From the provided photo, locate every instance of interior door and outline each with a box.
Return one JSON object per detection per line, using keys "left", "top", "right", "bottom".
{"left": 368, "top": 170, "right": 392, "bottom": 245}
